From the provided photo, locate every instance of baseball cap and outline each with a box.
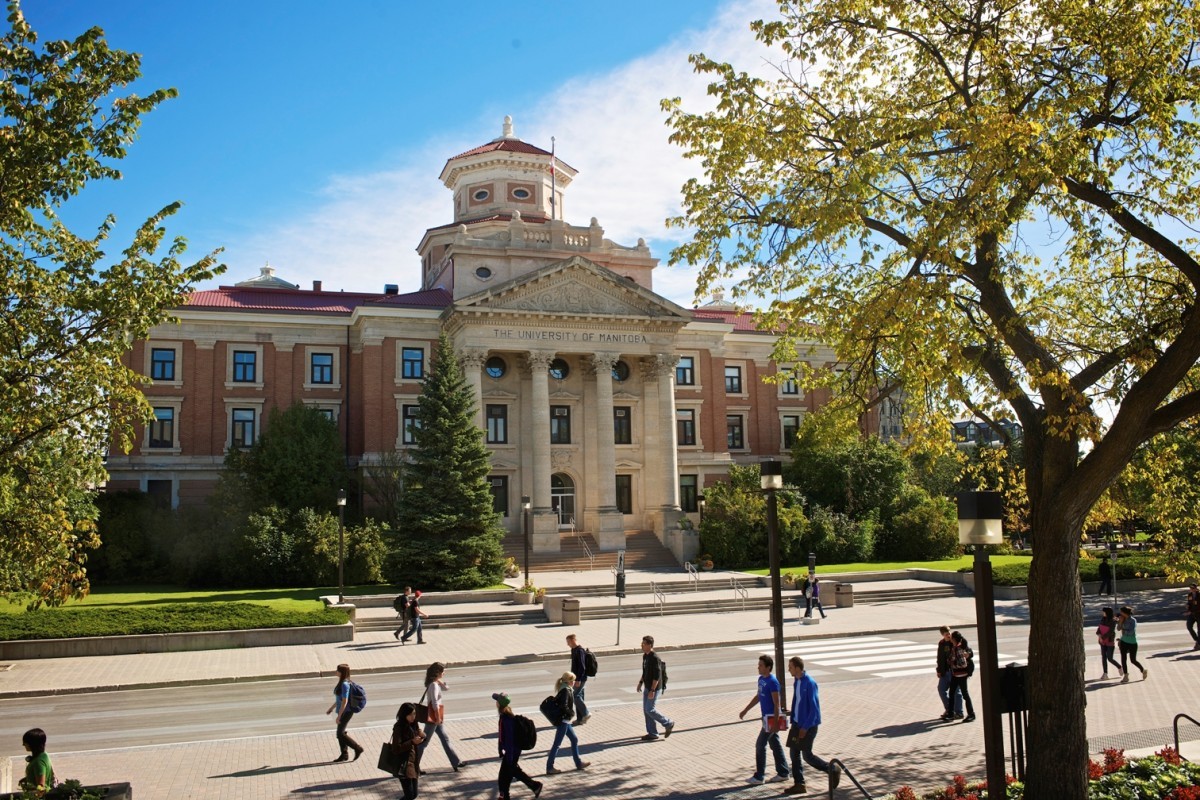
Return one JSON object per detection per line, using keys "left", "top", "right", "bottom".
{"left": 492, "top": 692, "right": 510, "bottom": 708}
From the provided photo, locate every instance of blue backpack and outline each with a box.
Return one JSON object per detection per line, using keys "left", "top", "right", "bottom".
{"left": 348, "top": 681, "right": 367, "bottom": 712}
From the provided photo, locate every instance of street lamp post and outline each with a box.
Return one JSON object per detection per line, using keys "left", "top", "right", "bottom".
{"left": 957, "top": 490, "right": 1006, "bottom": 795}
{"left": 336, "top": 488, "right": 348, "bottom": 604}
{"left": 761, "top": 460, "right": 787, "bottom": 707}
{"left": 522, "top": 495, "right": 532, "bottom": 586}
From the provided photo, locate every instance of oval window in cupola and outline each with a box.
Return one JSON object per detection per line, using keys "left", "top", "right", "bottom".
{"left": 512, "top": 187, "right": 531, "bottom": 200}
{"left": 473, "top": 188, "right": 490, "bottom": 202}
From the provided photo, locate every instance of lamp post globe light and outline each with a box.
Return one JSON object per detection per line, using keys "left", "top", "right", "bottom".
{"left": 336, "top": 488, "right": 348, "bottom": 604}
{"left": 521, "top": 495, "right": 532, "bottom": 585}
{"left": 760, "top": 459, "right": 787, "bottom": 704}
{"left": 956, "top": 490, "right": 1007, "bottom": 793}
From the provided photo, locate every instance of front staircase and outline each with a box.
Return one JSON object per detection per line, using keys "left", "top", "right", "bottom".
{"left": 500, "top": 528, "right": 680, "bottom": 573}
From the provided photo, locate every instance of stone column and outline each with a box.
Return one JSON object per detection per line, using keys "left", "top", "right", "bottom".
{"left": 526, "top": 350, "right": 560, "bottom": 552}
{"left": 459, "top": 348, "right": 487, "bottom": 430}
{"left": 589, "top": 352, "right": 626, "bottom": 551}
{"left": 648, "top": 353, "right": 682, "bottom": 541}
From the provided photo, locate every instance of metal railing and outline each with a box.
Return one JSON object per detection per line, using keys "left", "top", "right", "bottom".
{"left": 572, "top": 520, "right": 595, "bottom": 571}
{"left": 650, "top": 581, "right": 666, "bottom": 615}
{"left": 826, "top": 759, "right": 873, "bottom": 799}
{"left": 730, "top": 576, "right": 748, "bottom": 610}
{"left": 1174, "top": 712, "right": 1200, "bottom": 756}
{"left": 684, "top": 561, "right": 699, "bottom": 590}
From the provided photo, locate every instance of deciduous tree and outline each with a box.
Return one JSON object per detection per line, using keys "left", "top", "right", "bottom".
{"left": 0, "top": 3, "right": 221, "bottom": 606}
{"left": 665, "top": 1, "right": 1200, "bottom": 795}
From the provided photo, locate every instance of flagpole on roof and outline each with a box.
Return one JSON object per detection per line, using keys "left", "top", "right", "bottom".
{"left": 550, "top": 136, "right": 556, "bottom": 222}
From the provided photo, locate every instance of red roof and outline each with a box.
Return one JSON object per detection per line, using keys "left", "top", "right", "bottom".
{"left": 690, "top": 309, "right": 769, "bottom": 332}
{"left": 425, "top": 212, "right": 550, "bottom": 233}
{"left": 446, "top": 138, "right": 577, "bottom": 172}
{"left": 184, "top": 285, "right": 451, "bottom": 314}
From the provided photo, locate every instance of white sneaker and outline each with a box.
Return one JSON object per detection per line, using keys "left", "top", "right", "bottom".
{"left": 747, "top": 776, "right": 765, "bottom": 785}
{"left": 1101, "top": 673, "right": 1109, "bottom": 680}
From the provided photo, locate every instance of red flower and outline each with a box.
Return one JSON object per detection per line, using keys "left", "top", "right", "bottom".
{"left": 1158, "top": 746, "right": 1183, "bottom": 766}
{"left": 1087, "top": 760, "right": 1105, "bottom": 780}
{"left": 1102, "top": 747, "right": 1126, "bottom": 774}
{"left": 893, "top": 787, "right": 919, "bottom": 800}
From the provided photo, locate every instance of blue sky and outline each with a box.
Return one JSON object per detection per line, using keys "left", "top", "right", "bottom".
{"left": 22, "top": 0, "right": 778, "bottom": 306}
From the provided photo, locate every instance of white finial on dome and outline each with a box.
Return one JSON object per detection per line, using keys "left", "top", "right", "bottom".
{"left": 502, "top": 115, "right": 515, "bottom": 139}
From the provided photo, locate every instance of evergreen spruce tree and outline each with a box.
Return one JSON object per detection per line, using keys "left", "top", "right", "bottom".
{"left": 389, "top": 334, "right": 504, "bottom": 590}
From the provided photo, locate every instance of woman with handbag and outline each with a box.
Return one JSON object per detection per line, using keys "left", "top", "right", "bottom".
{"left": 391, "top": 702, "right": 425, "bottom": 799}
{"left": 545, "top": 671, "right": 590, "bottom": 775}
{"left": 417, "top": 662, "right": 468, "bottom": 771}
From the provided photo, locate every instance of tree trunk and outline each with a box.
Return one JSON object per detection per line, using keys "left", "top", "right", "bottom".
{"left": 1024, "top": 504, "right": 1088, "bottom": 799}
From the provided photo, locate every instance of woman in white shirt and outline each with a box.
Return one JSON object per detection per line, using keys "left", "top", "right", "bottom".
{"left": 418, "top": 662, "right": 468, "bottom": 772}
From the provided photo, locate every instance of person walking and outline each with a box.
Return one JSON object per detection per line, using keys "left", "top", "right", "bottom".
{"left": 1096, "top": 607, "right": 1122, "bottom": 680}
{"left": 949, "top": 632, "right": 976, "bottom": 723}
{"left": 393, "top": 586, "right": 412, "bottom": 640}
{"left": 636, "top": 635, "right": 675, "bottom": 741}
{"left": 324, "top": 663, "right": 364, "bottom": 762}
{"left": 19, "top": 728, "right": 54, "bottom": 794}
{"left": 936, "top": 625, "right": 963, "bottom": 720}
{"left": 546, "top": 671, "right": 590, "bottom": 774}
{"left": 1186, "top": 584, "right": 1200, "bottom": 650}
{"left": 401, "top": 589, "right": 428, "bottom": 644}
{"left": 784, "top": 656, "right": 840, "bottom": 796}
{"left": 494, "top": 692, "right": 543, "bottom": 799}
{"left": 809, "top": 576, "right": 827, "bottom": 619}
{"left": 1098, "top": 556, "right": 1113, "bottom": 596}
{"left": 738, "top": 654, "right": 790, "bottom": 785}
{"left": 417, "top": 662, "right": 467, "bottom": 771}
{"left": 567, "top": 633, "right": 592, "bottom": 725}
{"left": 800, "top": 575, "right": 814, "bottom": 618}
{"left": 391, "top": 702, "right": 425, "bottom": 800}
{"left": 1117, "top": 606, "right": 1148, "bottom": 682}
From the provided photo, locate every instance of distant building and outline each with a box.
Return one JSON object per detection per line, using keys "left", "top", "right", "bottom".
{"left": 108, "top": 117, "right": 890, "bottom": 561}
{"left": 951, "top": 418, "right": 1023, "bottom": 447}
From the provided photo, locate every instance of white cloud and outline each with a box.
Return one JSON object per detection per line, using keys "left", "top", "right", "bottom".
{"left": 221, "top": 0, "right": 778, "bottom": 307}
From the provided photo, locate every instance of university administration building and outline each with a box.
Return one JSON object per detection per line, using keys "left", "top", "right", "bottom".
{"left": 109, "top": 119, "right": 886, "bottom": 563}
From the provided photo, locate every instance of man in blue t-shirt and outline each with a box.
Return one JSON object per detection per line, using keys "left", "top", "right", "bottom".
{"left": 738, "top": 654, "right": 790, "bottom": 785}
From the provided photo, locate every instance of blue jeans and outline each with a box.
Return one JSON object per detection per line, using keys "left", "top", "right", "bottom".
{"left": 788, "top": 724, "right": 831, "bottom": 783}
{"left": 573, "top": 683, "right": 589, "bottom": 718}
{"left": 938, "top": 671, "right": 962, "bottom": 715}
{"left": 753, "top": 722, "right": 789, "bottom": 780}
{"left": 547, "top": 722, "right": 583, "bottom": 769}
{"left": 401, "top": 616, "right": 423, "bottom": 643}
{"left": 642, "top": 689, "right": 672, "bottom": 736}
{"left": 418, "top": 721, "right": 461, "bottom": 769}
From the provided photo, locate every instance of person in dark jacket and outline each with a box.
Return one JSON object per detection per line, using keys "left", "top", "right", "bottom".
{"left": 1098, "top": 557, "right": 1113, "bottom": 595}
{"left": 494, "top": 692, "right": 542, "bottom": 799}
{"left": 545, "top": 671, "right": 590, "bottom": 774}
{"left": 567, "top": 633, "right": 591, "bottom": 724}
{"left": 392, "top": 702, "right": 425, "bottom": 799}
{"left": 400, "top": 589, "right": 427, "bottom": 644}
{"left": 635, "top": 635, "right": 675, "bottom": 741}
{"left": 936, "top": 626, "right": 962, "bottom": 720}
{"left": 950, "top": 632, "right": 976, "bottom": 722}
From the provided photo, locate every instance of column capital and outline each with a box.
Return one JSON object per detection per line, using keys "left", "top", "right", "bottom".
{"left": 642, "top": 352, "right": 679, "bottom": 380}
{"left": 583, "top": 352, "right": 621, "bottom": 376}
{"left": 524, "top": 350, "right": 557, "bottom": 373}
{"left": 459, "top": 348, "right": 488, "bottom": 369}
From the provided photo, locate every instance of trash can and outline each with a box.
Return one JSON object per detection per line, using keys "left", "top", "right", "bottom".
{"left": 561, "top": 597, "right": 581, "bottom": 626}
{"left": 834, "top": 583, "right": 854, "bottom": 608}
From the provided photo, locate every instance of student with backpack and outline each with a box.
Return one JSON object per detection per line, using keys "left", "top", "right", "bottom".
{"left": 324, "top": 663, "right": 365, "bottom": 762}
{"left": 567, "top": 633, "right": 595, "bottom": 725}
{"left": 544, "top": 671, "right": 591, "bottom": 775}
{"left": 636, "top": 635, "right": 675, "bottom": 741}
{"left": 393, "top": 587, "right": 412, "bottom": 640}
{"left": 949, "top": 632, "right": 976, "bottom": 723}
{"left": 493, "top": 692, "right": 543, "bottom": 799}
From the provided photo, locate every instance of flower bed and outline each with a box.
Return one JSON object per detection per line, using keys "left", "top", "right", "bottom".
{"left": 881, "top": 749, "right": 1200, "bottom": 800}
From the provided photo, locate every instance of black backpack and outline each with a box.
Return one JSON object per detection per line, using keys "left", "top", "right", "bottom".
{"left": 584, "top": 649, "right": 599, "bottom": 678}
{"left": 348, "top": 681, "right": 367, "bottom": 712}
{"left": 658, "top": 658, "right": 669, "bottom": 693}
{"left": 514, "top": 714, "right": 538, "bottom": 750}
{"left": 393, "top": 594, "right": 410, "bottom": 616}
{"left": 539, "top": 695, "right": 563, "bottom": 726}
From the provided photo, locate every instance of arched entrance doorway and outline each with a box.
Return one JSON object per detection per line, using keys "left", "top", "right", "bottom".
{"left": 551, "top": 473, "right": 576, "bottom": 529}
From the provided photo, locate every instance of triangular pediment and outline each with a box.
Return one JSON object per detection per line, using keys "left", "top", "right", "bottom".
{"left": 453, "top": 256, "right": 692, "bottom": 322}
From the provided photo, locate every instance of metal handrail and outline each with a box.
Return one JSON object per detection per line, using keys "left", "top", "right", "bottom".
{"left": 573, "top": 523, "right": 595, "bottom": 571}
{"left": 826, "top": 759, "right": 873, "bottom": 799}
{"left": 1174, "top": 712, "right": 1200, "bottom": 755}
{"left": 650, "top": 581, "right": 666, "bottom": 615}
{"left": 684, "top": 561, "right": 699, "bottom": 590}
{"left": 730, "top": 576, "right": 748, "bottom": 610}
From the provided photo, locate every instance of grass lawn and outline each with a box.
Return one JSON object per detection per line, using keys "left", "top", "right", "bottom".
{"left": 744, "top": 554, "right": 1034, "bottom": 577}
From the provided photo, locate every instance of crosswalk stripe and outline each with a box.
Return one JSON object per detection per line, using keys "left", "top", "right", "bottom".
{"left": 799, "top": 644, "right": 929, "bottom": 660}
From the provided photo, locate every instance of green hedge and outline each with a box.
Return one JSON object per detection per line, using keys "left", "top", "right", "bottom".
{"left": 983, "top": 553, "right": 1165, "bottom": 586}
{"left": 0, "top": 603, "right": 349, "bottom": 641}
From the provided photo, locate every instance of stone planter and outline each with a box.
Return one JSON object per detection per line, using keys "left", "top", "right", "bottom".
{"left": 512, "top": 591, "right": 535, "bottom": 605}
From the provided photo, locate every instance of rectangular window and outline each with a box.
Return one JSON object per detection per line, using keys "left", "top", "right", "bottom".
{"left": 724, "top": 365, "right": 742, "bottom": 393}
{"left": 402, "top": 404, "right": 421, "bottom": 444}
{"left": 680, "top": 474, "right": 698, "bottom": 513}
{"left": 614, "top": 406, "right": 632, "bottom": 445}
{"left": 151, "top": 348, "right": 176, "bottom": 381}
{"left": 727, "top": 414, "right": 745, "bottom": 449}
{"left": 149, "top": 407, "right": 175, "bottom": 448}
{"left": 676, "top": 356, "right": 695, "bottom": 386}
{"left": 616, "top": 474, "right": 633, "bottom": 514}
{"left": 677, "top": 409, "right": 696, "bottom": 446}
{"left": 489, "top": 475, "right": 509, "bottom": 517}
{"left": 232, "top": 408, "right": 256, "bottom": 448}
{"left": 146, "top": 479, "right": 172, "bottom": 510}
{"left": 316, "top": 408, "right": 335, "bottom": 421}
{"left": 486, "top": 404, "right": 508, "bottom": 444}
{"left": 310, "top": 352, "right": 334, "bottom": 384}
{"left": 402, "top": 347, "right": 425, "bottom": 380}
{"left": 781, "top": 370, "right": 799, "bottom": 395}
{"left": 783, "top": 414, "right": 801, "bottom": 448}
{"left": 550, "top": 405, "right": 571, "bottom": 444}
{"left": 232, "top": 350, "right": 257, "bottom": 383}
